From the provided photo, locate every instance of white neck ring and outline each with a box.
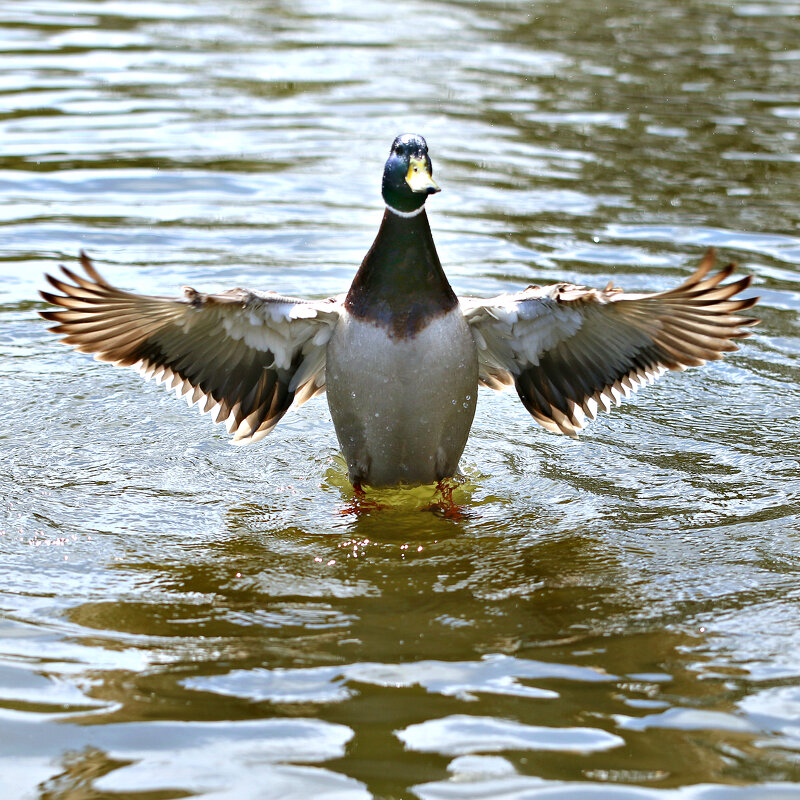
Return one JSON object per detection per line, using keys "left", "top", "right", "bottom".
{"left": 385, "top": 203, "right": 425, "bottom": 219}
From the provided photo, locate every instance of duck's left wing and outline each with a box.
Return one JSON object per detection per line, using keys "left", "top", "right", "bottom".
{"left": 461, "top": 249, "right": 759, "bottom": 436}
{"left": 40, "top": 252, "right": 342, "bottom": 443}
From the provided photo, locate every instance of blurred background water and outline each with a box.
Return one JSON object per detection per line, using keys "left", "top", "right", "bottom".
{"left": 1, "top": 0, "right": 800, "bottom": 798}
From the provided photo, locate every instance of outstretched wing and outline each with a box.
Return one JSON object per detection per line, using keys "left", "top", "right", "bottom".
{"left": 39, "top": 252, "right": 342, "bottom": 443}
{"left": 461, "top": 249, "right": 759, "bottom": 436}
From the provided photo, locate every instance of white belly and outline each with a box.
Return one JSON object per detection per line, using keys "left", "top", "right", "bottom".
{"left": 325, "top": 307, "right": 479, "bottom": 487}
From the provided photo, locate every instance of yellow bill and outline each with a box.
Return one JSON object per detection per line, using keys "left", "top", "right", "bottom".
{"left": 405, "top": 156, "right": 441, "bottom": 194}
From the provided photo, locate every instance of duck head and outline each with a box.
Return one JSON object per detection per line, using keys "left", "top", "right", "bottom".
{"left": 381, "top": 133, "right": 441, "bottom": 214}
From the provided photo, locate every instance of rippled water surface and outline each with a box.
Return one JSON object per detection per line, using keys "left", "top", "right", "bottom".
{"left": 2, "top": 0, "right": 800, "bottom": 797}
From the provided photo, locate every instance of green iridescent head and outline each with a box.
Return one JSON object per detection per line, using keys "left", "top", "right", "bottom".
{"left": 381, "top": 134, "right": 441, "bottom": 213}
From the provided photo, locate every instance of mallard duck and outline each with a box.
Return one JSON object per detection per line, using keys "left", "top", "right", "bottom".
{"left": 40, "top": 134, "right": 758, "bottom": 488}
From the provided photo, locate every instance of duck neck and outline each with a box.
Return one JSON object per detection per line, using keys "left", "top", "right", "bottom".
{"left": 345, "top": 207, "right": 457, "bottom": 338}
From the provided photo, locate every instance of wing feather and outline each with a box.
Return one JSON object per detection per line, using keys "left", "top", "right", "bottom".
{"left": 39, "top": 252, "right": 341, "bottom": 443}
{"left": 462, "top": 249, "right": 759, "bottom": 436}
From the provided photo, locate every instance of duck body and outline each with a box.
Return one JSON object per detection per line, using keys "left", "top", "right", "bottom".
{"left": 327, "top": 203, "right": 478, "bottom": 487}
{"left": 38, "top": 134, "right": 759, "bottom": 490}
{"left": 327, "top": 306, "right": 478, "bottom": 487}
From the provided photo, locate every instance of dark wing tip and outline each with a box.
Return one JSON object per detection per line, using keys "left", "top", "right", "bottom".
{"left": 690, "top": 247, "right": 717, "bottom": 281}
{"left": 44, "top": 272, "right": 68, "bottom": 293}
{"left": 78, "top": 249, "right": 111, "bottom": 285}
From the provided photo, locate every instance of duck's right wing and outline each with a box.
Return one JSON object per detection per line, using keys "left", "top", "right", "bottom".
{"left": 40, "top": 252, "right": 343, "bottom": 443}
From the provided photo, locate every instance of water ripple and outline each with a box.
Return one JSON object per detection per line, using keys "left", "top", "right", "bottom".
{"left": 397, "top": 715, "right": 625, "bottom": 756}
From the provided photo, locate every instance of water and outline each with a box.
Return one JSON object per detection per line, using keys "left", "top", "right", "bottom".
{"left": 1, "top": 0, "right": 800, "bottom": 797}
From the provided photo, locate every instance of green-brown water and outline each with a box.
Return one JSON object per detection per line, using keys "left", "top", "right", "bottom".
{"left": 2, "top": 1, "right": 800, "bottom": 798}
